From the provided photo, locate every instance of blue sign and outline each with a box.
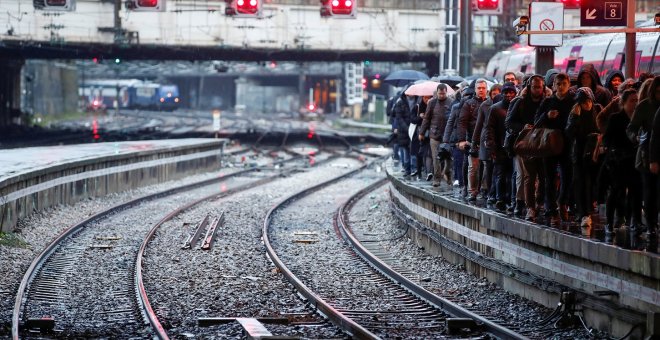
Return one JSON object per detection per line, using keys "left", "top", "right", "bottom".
{"left": 580, "top": 0, "right": 627, "bottom": 26}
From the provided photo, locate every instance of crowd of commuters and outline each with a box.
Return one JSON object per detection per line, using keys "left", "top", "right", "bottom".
{"left": 388, "top": 67, "right": 660, "bottom": 252}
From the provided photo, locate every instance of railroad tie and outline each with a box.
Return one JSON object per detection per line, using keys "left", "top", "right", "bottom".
{"left": 198, "top": 317, "right": 298, "bottom": 340}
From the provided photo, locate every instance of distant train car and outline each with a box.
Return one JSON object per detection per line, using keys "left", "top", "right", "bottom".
{"left": 486, "top": 25, "right": 660, "bottom": 82}
{"left": 80, "top": 79, "right": 180, "bottom": 111}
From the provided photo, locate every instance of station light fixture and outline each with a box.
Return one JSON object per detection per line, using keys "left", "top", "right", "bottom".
{"left": 558, "top": 0, "right": 580, "bottom": 10}
{"left": 127, "top": 0, "right": 166, "bottom": 12}
{"left": 35, "top": 0, "right": 76, "bottom": 11}
{"left": 225, "top": 0, "right": 262, "bottom": 17}
{"left": 473, "top": 0, "right": 502, "bottom": 15}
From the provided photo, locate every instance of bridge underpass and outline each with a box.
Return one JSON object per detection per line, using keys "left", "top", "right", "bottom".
{"left": 0, "top": 0, "right": 459, "bottom": 127}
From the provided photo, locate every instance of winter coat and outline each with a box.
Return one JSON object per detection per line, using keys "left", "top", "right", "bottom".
{"left": 627, "top": 98, "right": 660, "bottom": 148}
{"left": 650, "top": 106, "right": 660, "bottom": 163}
{"left": 410, "top": 102, "right": 428, "bottom": 155}
{"left": 473, "top": 97, "right": 494, "bottom": 160}
{"left": 571, "top": 66, "right": 611, "bottom": 108}
{"left": 603, "top": 111, "right": 635, "bottom": 158}
{"left": 420, "top": 97, "right": 451, "bottom": 141}
{"left": 565, "top": 104, "right": 602, "bottom": 163}
{"left": 505, "top": 95, "right": 543, "bottom": 134}
{"left": 457, "top": 96, "right": 487, "bottom": 145}
{"left": 394, "top": 97, "right": 412, "bottom": 147}
{"left": 443, "top": 98, "right": 463, "bottom": 144}
{"left": 484, "top": 99, "right": 511, "bottom": 161}
{"left": 535, "top": 94, "right": 576, "bottom": 156}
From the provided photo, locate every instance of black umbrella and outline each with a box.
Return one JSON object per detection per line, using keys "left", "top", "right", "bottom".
{"left": 383, "top": 70, "right": 429, "bottom": 87}
{"left": 434, "top": 75, "right": 465, "bottom": 87}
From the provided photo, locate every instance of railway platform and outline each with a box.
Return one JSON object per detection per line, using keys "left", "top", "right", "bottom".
{"left": 0, "top": 138, "right": 227, "bottom": 232}
{"left": 385, "top": 160, "right": 659, "bottom": 339}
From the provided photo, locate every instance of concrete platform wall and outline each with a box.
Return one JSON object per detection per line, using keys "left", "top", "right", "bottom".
{"left": 387, "top": 168, "right": 659, "bottom": 339}
{"left": 0, "top": 140, "right": 226, "bottom": 232}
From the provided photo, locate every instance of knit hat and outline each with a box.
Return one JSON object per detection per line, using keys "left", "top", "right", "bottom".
{"left": 502, "top": 82, "right": 516, "bottom": 93}
{"left": 574, "top": 87, "right": 595, "bottom": 103}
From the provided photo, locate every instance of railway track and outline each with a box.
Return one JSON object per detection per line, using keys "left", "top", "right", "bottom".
{"left": 10, "top": 138, "right": 323, "bottom": 338}
{"left": 263, "top": 163, "right": 528, "bottom": 339}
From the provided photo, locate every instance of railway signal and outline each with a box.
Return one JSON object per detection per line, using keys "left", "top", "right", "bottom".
{"left": 127, "top": 0, "right": 166, "bottom": 11}
{"left": 559, "top": 0, "right": 580, "bottom": 10}
{"left": 320, "top": 0, "right": 356, "bottom": 18}
{"left": 473, "top": 0, "right": 502, "bottom": 15}
{"left": 225, "top": 0, "right": 262, "bottom": 17}
{"left": 35, "top": 0, "right": 76, "bottom": 11}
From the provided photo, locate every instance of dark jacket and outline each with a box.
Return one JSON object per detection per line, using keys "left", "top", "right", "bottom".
{"left": 565, "top": 104, "right": 602, "bottom": 162}
{"left": 443, "top": 97, "right": 464, "bottom": 144}
{"left": 410, "top": 102, "right": 428, "bottom": 154}
{"left": 535, "top": 94, "right": 575, "bottom": 130}
{"left": 457, "top": 95, "right": 487, "bottom": 144}
{"left": 484, "top": 98, "right": 511, "bottom": 161}
{"left": 473, "top": 97, "right": 498, "bottom": 160}
{"left": 572, "top": 66, "right": 611, "bottom": 108}
{"left": 393, "top": 96, "right": 412, "bottom": 146}
{"left": 649, "top": 106, "right": 660, "bottom": 163}
{"left": 420, "top": 97, "right": 451, "bottom": 141}
{"left": 535, "top": 94, "right": 576, "bottom": 156}
{"left": 603, "top": 110, "right": 635, "bottom": 157}
{"left": 627, "top": 98, "right": 660, "bottom": 149}
{"left": 505, "top": 95, "right": 543, "bottom": 134}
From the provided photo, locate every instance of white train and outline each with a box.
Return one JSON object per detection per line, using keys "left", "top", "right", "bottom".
{"left": 486, "top": 27, "right": 660, "bottom": 81}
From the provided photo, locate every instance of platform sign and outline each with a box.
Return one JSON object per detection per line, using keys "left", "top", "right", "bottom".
{"left": 529, "top": 2, "right": 564, "bottom": 47}
{"left": 580, "top": 0, "right": 627, "bottom": 26}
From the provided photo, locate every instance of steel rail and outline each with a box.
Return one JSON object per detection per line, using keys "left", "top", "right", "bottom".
{"left": 11, "top": 147, "right": 297, "bottom": 340}
{"left": 262, "top": 162, "right": 381, "bottom": 340}
{"left": 136, "top": 151, "right": 348, "bottom": 339}
{"left": 336, "top": 179, "right": 529, "bottom": 340}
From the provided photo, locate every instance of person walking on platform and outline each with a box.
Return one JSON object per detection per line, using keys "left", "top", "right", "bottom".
{"left": 484, "top": 82, "right": 516, "bottom": 211}
{"left": 457, "top": 79, "right": 488, "bottom": 202}
{"left": 419, "top": 84, "right": 452, "bottom": 186}
{"left": 603, "top": 89, "right": 642, "bottom": 244}
{"left": 411, "top": 96, "right": 431, "bottom": 179}
{"left": 565, "top": 87, "right": 602, "bottom": 231}
{"left": 473, "top": 85, "right": 502, "bottom": 203}
{"left": 629, "top": 76, "right": 660, "bottom": 251}
{"left": 444, "top": 87, "right": 470, "bottom": 189}
{"left": 535, "top": 73, "right": 576, "bottom": 228}
{"left": 505, "top": 75, "right": 546, "bottom": 221}
{"left": 393, "top": 92, "right": 414, "bottom": 177}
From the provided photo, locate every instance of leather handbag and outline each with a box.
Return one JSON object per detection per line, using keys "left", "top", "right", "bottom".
{"left": 514, "top": 125, "right": 564, "bottom": 157}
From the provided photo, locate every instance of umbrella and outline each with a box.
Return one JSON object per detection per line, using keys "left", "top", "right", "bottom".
{"left": 383, "top": 70, "right": 429, "bottom": 87}
{"left": 404, "top": 81, "right": 456, "bottom": 97}
{"left": 434, "top": 75, "right": 464, "bottom": 87}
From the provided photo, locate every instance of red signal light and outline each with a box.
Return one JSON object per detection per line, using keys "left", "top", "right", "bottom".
{"left": 477, "top": 0, "right": 498, "bottom": 10}
{"left": 308, "top": 104, "right": 316, "bottom": 111}
{"left": 137, "top": 0, "right": 157, "bottom": 6}
{"left": 237, "top": 0, "right": 259, "bottom": 14}
{"left": 330, "top": 0, "right": 354, "bottom": 15}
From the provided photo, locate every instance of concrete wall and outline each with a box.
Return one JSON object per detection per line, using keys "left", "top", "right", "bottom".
{"left": 0, "top": 140, "right": 226, "bottom": 232}
{"left": 23, "top": 60, "right": 78, "bottom": 116}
